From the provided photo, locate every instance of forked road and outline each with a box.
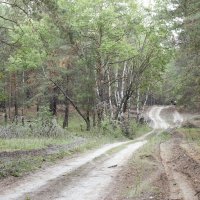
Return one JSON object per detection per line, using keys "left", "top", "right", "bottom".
{"left": 0, "top": 106, "right": 179, "bottom": 200}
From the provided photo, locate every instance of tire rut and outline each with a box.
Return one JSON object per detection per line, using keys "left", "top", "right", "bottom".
{"left": 0, "top": 141, "right": 129, "bottom": 200}
{"left": 160, "top": 141, "right": 198, "bottom": 200}
{"left": 21, "top": 141, "right": 147, "bottom": 200}
{"left": 0, "top": 132, "right": 152, "bottom": 200}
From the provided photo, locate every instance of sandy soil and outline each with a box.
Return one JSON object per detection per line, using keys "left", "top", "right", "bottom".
{"left": 0, "top": 107, "right": 160, "bottom": 200}
{"left": 104, "top": 146, "right": 169, "bottom": 200}
{"left": 104, "top": 107, "right": 200, "bottom": 200}
{"left": 160, "top": 136, "right": 199, "bottom": 200}
{"left": 0, "top": 106, "right": 199, "bottom": 200}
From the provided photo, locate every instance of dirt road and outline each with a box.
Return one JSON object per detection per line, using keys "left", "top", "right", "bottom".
{"left": 160, "top": 141, "right": 199, "bottom": 200}
{"left": 105, "top": 106, "right": 200, "bottom": 200}
{"left": 1, "top": 106, "right": 197, "bottom": 200}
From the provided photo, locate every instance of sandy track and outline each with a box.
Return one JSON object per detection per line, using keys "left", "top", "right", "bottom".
{"left": 29, "top": 141, "right": 147, "bottom": 200}
{"left": 159, "top": 107, "right": 199, "bottom": 200}
{"left": 160, "top": 141, "right": 198, "bottom": 200}
{"left": 0, "top": 140, "right": 149, "bottom": 200}
{"left": 0, "top": 106, "right": 187, "bottom": 200}
{"left": 0, "top": 141, "right": 129, "bottom": 200}
{"left": 0, "top": 105, "right": 162, "bottom": 200}
{"left": 103, "top": 106, "right": 200, "bottom": 200}
{"left": 149, "top": 106, "right": 170, "bottom": 129}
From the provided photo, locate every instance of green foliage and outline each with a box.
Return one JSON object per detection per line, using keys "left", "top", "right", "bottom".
{"left": 100, "top": 117, "right": 122, "bottom": 138}
{"left": 159, "top": 0, "right": 200, "bottom": 109}
{"left": 0, "top": 137, "right": 71, "bottom": 151}
{"left": 129, "top": 120, "right": 151, "bottom": 139}
{"left": 8, "top": 17, "right": 60, "bottom": 71}
{"left": 0, "top": 0, "right": 176, "bottom": 134}
{"left": 179, "top": 128, "right": 200, "bottom": 145}
{"left": 0, "top": 151, "right": 70, "bottom": 178}
{"left": 0, "top": 92, "right": 7, "bottom": 102}
{"left": 37, "top": 106, "right": 52, "bottom": 121}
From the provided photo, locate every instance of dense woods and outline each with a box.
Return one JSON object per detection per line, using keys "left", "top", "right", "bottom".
{"left": 0, "top": 0, "right": 199, "bottom": 132}
{"left": 161, "top": 0, "right": 200, "bottom": 110}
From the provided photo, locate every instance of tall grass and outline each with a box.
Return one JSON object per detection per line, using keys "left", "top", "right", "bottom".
{"left": 0, "top": 137, "right": 72, "bottom": 151}
{"left": 179, "top": 128, "right": 200, "bottom": 144}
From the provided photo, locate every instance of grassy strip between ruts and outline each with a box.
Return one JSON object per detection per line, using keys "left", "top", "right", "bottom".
{"left": 126, "top": 132, "right": 171, "bottom": 198}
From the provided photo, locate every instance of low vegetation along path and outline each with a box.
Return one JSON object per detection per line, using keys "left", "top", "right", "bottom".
{"left": 0, "top": 106, "right": 184, "bottom": 200}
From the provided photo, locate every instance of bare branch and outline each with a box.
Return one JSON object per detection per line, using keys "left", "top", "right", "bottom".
{"left": 0, "top": 26, "right": 14, "bottom": 30}
{"left": 0, "top": 15, "right": 18, "bottom": 25}
{"left": 108, "top": 56, "right": 136, "bottom": 65}
{"left": 0, "top": 1, "right": 29, "bottom": 15}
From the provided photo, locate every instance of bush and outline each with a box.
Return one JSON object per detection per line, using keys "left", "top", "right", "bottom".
{"left": 99, "top": 117, "right": 123, "bottom": 138}
{"left": 0, "top": 107, "right": 66, "bottom": 138}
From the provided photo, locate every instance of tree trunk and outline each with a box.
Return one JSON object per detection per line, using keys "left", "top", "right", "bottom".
{"left": 136, "top": 88, "right": 140, "bottom": 122}
{"left": 141, "top": 87, "right": 149, "bottom": 115}
{"left": 107, "top": 67, "right": 114, "bottom": 119}
{"left": 8, "top": 74, "right": 11, "bottom": 119}
{"left": 86, "top": 110, "right": 90, "bottom": 131}
{"left": 2, "top": 100, "right": 7, "bottom": 125}
{"left": 21, "top": 71, "right": 25, "bottom": 116}
{"left": 4, "top": 113, "right": 8, "bottom": 125}
{"left": 14, "top": 98, "right": 18, "bottom": 116}
{"left": 92, "top": 110, "right": 96, "bottom": 127}
{"left": 36, "top": 99, "right": 40, "bottom": 112}
{"left": 127, "top": 98, "right": 131, "bottom": 120}
{"left": 48, "top": 78, "right": 91, "bottom": 131}
{"left": 13, "top": 73, "right": 18, "bottom": 117}
{"left": 49, "top": 87, "right": 57, "bottom": 116}
{"left": 63, "top": 97, "right": 69, "bottom": 128}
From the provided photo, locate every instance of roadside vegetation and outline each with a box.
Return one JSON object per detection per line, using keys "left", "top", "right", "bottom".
{"left": 0, "top": 108, "right": 151, "bottom": 179}
{"left": 178, "top": 116, "right": 200, "bottom": 147}
{"left": 0, "top": 0, "right": 172, "bottom": 138}
{"left": 179, "top": 128, "right": 200, "bottom": 145}
{"left": 104, "top": 132, "right": 171, "bottom": 200}
{"left": 0, "top": 124, "right": 150, "bottom": 179}
{"left": 0, "top": 0, "right": 199, "bottom": 184}
{"left": 0, "top": 138, "right": 72, "bottom": 151}
{"left": 0, "top": 110, "right": 150, "bottom": 152}
{"left": 128, "top": 132, "right": 171, "bottom": 197}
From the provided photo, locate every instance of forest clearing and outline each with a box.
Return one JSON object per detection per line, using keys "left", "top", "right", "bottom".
{"left": 0, "top": 0, "right": 200, "bottom": 200}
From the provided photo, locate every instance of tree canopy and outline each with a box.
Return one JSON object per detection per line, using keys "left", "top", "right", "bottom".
{"left": 0, "top": 0, "right": 198, "bottom": 131}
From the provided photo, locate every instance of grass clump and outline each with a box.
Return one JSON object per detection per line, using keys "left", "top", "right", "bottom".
{"left": 0, "top": 150, "right": 70, "bottom": 178}
{"left": 127, "top": 132, "right": 171, "bottom": 198}
{"left": 128, "top": 120, "right": 151, "bottom": 139}
{"left": 0, "top": 137, "right": 72, "bottom": 151}
{"left": 179, "top": 127, "right": 200, "bottom": 144}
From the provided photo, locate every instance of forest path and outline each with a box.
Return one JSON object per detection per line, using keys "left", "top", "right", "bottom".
{"left": 160, "top": 141, "right": 198, "bottom": 200}
{"left": 0, "top": 106, "right": 181, "bottom": 200}
{"left": 158, "top": 106, "right": 198, "bottom": 200}
{"left": 103, "top": 106, "right": 200, "bottom": 200}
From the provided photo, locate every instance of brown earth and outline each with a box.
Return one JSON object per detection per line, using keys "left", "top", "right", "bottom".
{"left": 0, "top": 137, "right": 86, "bottom": 159}
{"left": 104, "top": 131, "right": 200, "bottom": 200}
{"left": 0, "top": 106, "right": 199, "bottom": 200}
{"left": 0, "top": 137, "right": 87, "bottom": 182}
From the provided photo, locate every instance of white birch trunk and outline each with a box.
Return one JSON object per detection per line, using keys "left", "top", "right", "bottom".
{"left": 114, "top": 68, "right": 120, "bottom": 106}
{"left": 121, "top": 61, "right": 127, "bottom": 99}
{"left": 136, "top": 88, "right": 140, "bottom": 121}
{"left": 107, "top": 67, "right": 114, "bottom": 118}
{"left": 141, "top": 87, "right": 150, "bottom": 115}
